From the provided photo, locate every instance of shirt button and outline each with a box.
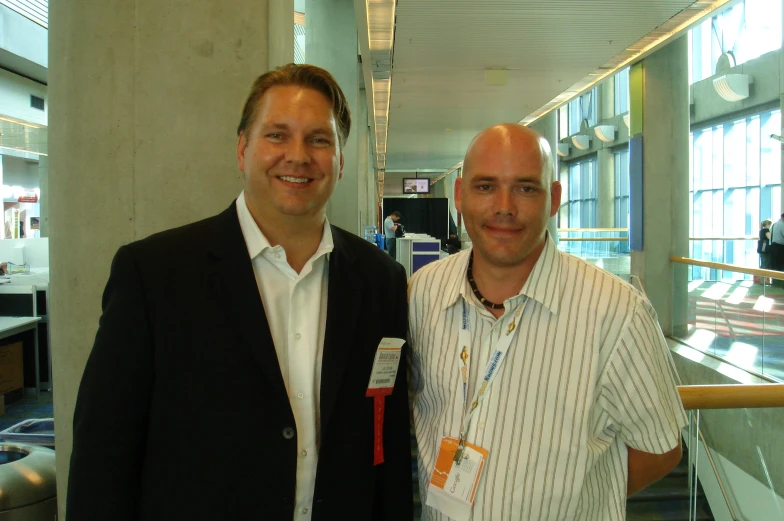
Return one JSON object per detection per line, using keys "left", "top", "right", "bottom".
{"left": 295, "top": 333, "right": 302, "bottom": 340}
{"left": 301, "top": 450, "right": 308, "bottom": 456}
{"left": 301, "top": 507, "right": 309, "bottom": 514}
{"left": 297, "top": 392, "right": 304, "bottom": 399}
{"left": 282, "top": 427, "right": 295, "bottom": 439}
{"left": 275, "top": 253, "right": 281, "bottom": 259}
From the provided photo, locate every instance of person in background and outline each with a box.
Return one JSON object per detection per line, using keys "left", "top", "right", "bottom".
{"left": 384, "top": 210, "right": 401, "bottom": 259}
{"left": 67, "top": 63, "right": 413, "bottom": 521}
{"left": 444, "top": 232, "right": 462, "bottom": 254}
{"left": 408, "top": 123, "right": 686, "bottom": 521}
{"left": 769, "top": 213, "right": 784, "bottom": 287}
{"left": 759, "top": 219, "right": 772, "bottom": 269}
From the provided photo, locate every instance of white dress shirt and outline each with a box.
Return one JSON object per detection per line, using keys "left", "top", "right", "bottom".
{"left": 236, "top": 192, "right": 333, "bottom": 521}
{"left": 409, "top": 233, "right": 687, "bottom": 521}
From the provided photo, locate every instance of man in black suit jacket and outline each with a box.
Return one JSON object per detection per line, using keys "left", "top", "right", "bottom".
{"left": 67, "top": 64, "right": 413, "bottom": 521}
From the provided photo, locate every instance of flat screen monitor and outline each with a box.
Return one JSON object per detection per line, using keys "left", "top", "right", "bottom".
{"left": 402, "top": 178, "right": 430, "bottom": 194}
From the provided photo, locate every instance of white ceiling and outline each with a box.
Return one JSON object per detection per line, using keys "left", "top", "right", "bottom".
{"left": 383, "top": 0, "right": 717, "bottom": 172}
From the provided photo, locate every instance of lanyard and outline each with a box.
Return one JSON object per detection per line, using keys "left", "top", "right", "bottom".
{"left": 456, "top": 297, "right": 527, "bottom": 449}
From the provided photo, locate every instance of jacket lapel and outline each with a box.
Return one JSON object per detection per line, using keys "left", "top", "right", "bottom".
{"left": 207, "top": 203, "right": 289, "bottom": 404}
{"left": 319, "top": 228, "right": 360, "bottom": 432}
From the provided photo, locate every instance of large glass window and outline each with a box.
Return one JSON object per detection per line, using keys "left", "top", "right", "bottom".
{"left": 690, "top": 109, "right": 781, "bottom": 273}
{"left": 562, "top": 158, "right": 598, "bottom": 228}
{"left": 614, "top": 68, "right": 629, "bottom": 116}
{"left": 567, "top": 89, "right": 597, "bottom": 135}
{"left": 689, "top": 0, "right": 782, "bottom": 84}
{"left": 614, "top": 148, "right": 629, "bottom": 228}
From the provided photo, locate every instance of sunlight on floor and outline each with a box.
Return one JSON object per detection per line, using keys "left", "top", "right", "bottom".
{"left": 725, "top": 286, "right": 750, "bottom": 305}
{"left": 725, "top": 342, "right": 759, "bottom": 369}
{"left": 684, "top": 329, "right": 717, "bottom": 352}
{"left": 703, "top": 282, "right": 733, "bottom": 300}
{"left": 753, "top": 296, "right": 775, "bottom": 313}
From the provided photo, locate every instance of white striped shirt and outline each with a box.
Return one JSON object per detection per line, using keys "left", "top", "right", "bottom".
{"left": 409, "top": 233, "right": 687, "bottom": 521}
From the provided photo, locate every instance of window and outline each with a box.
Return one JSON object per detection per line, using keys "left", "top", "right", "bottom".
{"left": 563, "top": 158, "right": 598, "bottom": 228}
{"left": 689, "top": 109, "right": 781, "bottom": 274}
{"left": 614, "top": 68, "right": 629, "bottom": 116}
{"left": 567, "top": 89, "right": 597, "bottom": 135}
{"left": 614, "top": 148, "right": 629, "bottom": 228}
{"left": 689, "top": 0, "right": 782, "bottom": 84}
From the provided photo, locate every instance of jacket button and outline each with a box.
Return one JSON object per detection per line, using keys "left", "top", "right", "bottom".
{"left": 282, "top": 427, "right": 295, "bottom": 439}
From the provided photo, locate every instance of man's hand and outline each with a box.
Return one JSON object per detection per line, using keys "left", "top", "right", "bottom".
{"left": 627, "top": 441, "right": 682, "bottom": 496}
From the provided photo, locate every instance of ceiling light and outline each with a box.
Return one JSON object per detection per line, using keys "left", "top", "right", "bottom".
{"left": 713, "top": 74, "right": 752, "bottom": 102}
{"left": 571, "top": 135, "right": 591, "bottom": 150}
{"left": 556, "top": 143, "right": 570, "bottom": 157}
{"left": 594, "top": 125, "right": 617, "bottom": 143}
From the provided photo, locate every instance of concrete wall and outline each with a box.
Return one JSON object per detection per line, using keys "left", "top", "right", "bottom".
{"left": 0, "top": 68, "right": 47, "bottom": 125}
{"left": 1, "top": 154, "right": 39, "bottom": 187}
{"left": 48, "top": 0, "right": 270, "bottom": 516}
{"left": 691, "top": 49, "right": 781, "bottom": 128}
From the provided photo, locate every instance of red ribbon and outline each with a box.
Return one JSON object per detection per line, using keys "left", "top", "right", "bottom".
{"left": 366, "top": 387, "right": 392, "bottom": 465}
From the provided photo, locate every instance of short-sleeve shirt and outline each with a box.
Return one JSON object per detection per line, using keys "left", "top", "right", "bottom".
{"left": 384, "top": 216, "right": 396, "bottom": 239}
{"left": 408, "top": 233, "right": 687, "bottom": 521}
{"left": 772, "top": 220, "right": 784, "bottom": 245}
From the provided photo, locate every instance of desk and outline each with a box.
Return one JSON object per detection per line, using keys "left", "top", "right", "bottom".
{"left": 0, "top": 316, "right": 41, "bottom": 398}
{"left": 396, "top": 235, "right": 442, "bottom": 278}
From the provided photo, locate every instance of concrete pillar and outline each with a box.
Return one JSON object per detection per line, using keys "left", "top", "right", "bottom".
{"left": 432, "top": 179, "right": 446, "bottom": 198}
{"left": 600, "top": 78, "right": 615, "bottom": 120}
{"left": 597, "top": 148, "right": 615, "bottom": 228}
{"left": 48, "top": 1, "right": 269, "bottom": 516}
{"left": 306, "top": 0, "right": 360, "bottom": 235}
{"left": 529, "top": 111, "right": 560, "bottom": 241}
{"left": 268, "top": 0, "right": 294, "bottom": 68}
{"left": 357, "top": 88, "right": 371, "bottom": 234}
{"left": 38, "top": 156, "right": 48, "bottom": 238}
{"left": 629, "top": 36, "right": 690, "bottom": 335}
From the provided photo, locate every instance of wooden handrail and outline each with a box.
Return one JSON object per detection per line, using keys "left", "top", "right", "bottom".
{"left": 689, "top": 237, "right": 757, "bottom": 241}
{"left": 670, "top": 256, "right": 784, "bottom": 280}
{"left": 678, "top": 384, "right": 784, "bottom": 410}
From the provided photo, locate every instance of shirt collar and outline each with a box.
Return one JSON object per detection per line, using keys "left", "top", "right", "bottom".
{"left": 235, "top": 190, "right": 334, "bottom": 261}
{"left": 442, "top": 230, "right": 561, "bottom": 315}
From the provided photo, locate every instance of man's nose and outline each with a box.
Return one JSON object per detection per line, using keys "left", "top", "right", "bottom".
{"left": 285, "top": 139, "right": 310, "bottom": 164}
{"left": 495, "top": 188, "right": 515, "bottom": 215}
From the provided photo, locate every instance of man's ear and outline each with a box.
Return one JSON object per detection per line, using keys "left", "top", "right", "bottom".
{"left": 455, "top": 177, "right": 463, "bottom": 214}
{"left": 338, "top": 153, "right": 344, "bottom": 180}
{"left": 550, "top": 181, "right": 562, "bottom": 218}
{"left": 237, "top": 132, "right": 248, "bottom": 172}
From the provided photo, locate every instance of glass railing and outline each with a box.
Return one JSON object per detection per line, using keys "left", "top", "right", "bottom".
{"left": 671, "top": 257, "right": 784, "bottom": 382}
{"left": 688, "top": 236, "right": 762, "bottom": 281}
{"left": 557, "top": 228, "right": 630, "bottom": 281}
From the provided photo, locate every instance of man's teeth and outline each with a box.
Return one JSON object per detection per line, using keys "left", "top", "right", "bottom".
{"left": 279, "top": 176, "right": 310, "bottom": 183}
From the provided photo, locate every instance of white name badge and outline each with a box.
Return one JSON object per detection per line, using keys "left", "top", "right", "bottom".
{"left": 367, "top": 337, "right": 405, "bottom": 391}
{"left": 426, "top": 437, "right": 488, "bottom": 521}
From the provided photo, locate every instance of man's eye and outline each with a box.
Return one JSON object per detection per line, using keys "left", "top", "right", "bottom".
{"left": 477, "top": 185, "right": 491, "bottom": 191}
{"left": 266, "top": 133, "right": 283, "bottom": 140}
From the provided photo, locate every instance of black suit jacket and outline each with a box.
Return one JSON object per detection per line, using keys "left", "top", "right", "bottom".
{"left": 67, "top": 203, "right": 413, "bottom": 521}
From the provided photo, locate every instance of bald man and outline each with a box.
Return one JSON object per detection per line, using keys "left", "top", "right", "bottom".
{"left": 408, "top": 124, "right": 686, "bottom": 521}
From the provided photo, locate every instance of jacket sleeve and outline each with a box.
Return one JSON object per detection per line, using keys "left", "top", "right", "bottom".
{"left": 66, "top": 244, "right": 155, "bottom": 520}
{"left": 375, "top": 262, "right": 415, "bottom": 520}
